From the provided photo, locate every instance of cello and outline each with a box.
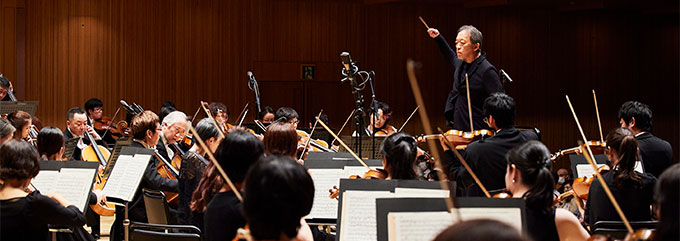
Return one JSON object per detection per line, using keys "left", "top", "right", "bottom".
{"left": 80, "top": 126, "right": 116, "bottom": 216}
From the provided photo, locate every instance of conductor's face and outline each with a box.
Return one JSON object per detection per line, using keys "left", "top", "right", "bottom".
{"left": 455, "top": 30, "right": 479, "bottom": 63}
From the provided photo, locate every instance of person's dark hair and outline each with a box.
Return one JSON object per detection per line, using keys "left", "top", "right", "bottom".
{"left": 67, "top": 107, "right": 86, "bottom": 121}
{"left": 209, "top": 102, "right": 229, "bottom": 117}
{"left": 158, "top": 106, "right": 177, "bottom": 123}
{"left": 190, "top": 129, "right": 263, "bottom": 212}
{"left": 194, "top": 118, "right": 220, "bottom": 142}
{"left": 653, "top": 164, "right": 680, "bottom": 241}
{"left": 243, "top": 155, "right": 314, "bottom": 240}
{"left": 263, "top": 122, "right": 298, "bottom": 157}
{"left": 434, "top": 219, "right": 526, "bottom": 241}
{"left": 507, "top": 140, "right": 554, "bottom": 214}
{"left": 161, "top": 101, "right": 176, "bottom": 109}
{"left": 483, "top": 93, "right": 515, "bottom": 129}
{"left": 0, "top": 118, "right": 16, "bottom": 140}
{"left": 380, "top": 132, "right": 417, "bottom": 180}
{"left": 369, "top": 101, "right": 392, "bottom": 126}
{"left": 7, "top": 110, "right": 31, "bottom": 139}
{"left": 318, "top": 113, "right": 329, "bottom": 126}
{"left": 457, "top": 25, "right": 483, "bottom": 53}
{"left": 258, "top": 106, "right": 275, "bottom": 120}
{"left": 0, "top": 140, "right": 41, "bottom": 180}
{"left": 84, "top": 98, "right": 103, "bottom": 113}
{"left": 618, "top": 101, "right": 653, "bottom": 132}
{"left": 130, "top": 110, "right": 160, "bottom": 140}
{"left": 606, "top": 128, "right": 642, "bottom": 189}
{"left": 0, "top": 73, "right": 10, "bottom": 88}
{"left": 275, "top": 107, "right": 299, "bottom": 123}
{"left": 37, "top": 127, "right": 65, "bottom": 158}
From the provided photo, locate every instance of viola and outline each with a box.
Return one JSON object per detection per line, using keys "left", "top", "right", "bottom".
{"left": 93, "top": 116, "right": 129, "bottom": 137}
{"left": 153, "top": 150, "right": 179, "bottom": 207}
{"left": 328, "top": 168, "right": 388, "bottom": 199}
{"left": 417, "top": 129, "right": 494, "bottom": 147}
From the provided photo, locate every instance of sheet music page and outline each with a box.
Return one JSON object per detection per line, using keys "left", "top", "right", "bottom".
{"left": 387, "top": 212, "right": 453, "bottom": 241}
{"left": 103, "top": 154, "right": 151, "bottom": 201}
{"left": 54, "top": 168, "right": 97, "bottom": 212}
{"left": 393, "top": 188, "right": 449, "bottom": 198}
{"left": 31, "top": 170, "right": 59, "bottom": 193}
{"left": 307, "top": 169, "right": 343, "bottom": 219}
{"left": 576, "top": 164, "right": 605, "bottom": 178}
{"left": 451, "top": 207, "right": 523, "bottom": 232}
{"left": 342, "top": 166, "right": 381, "bottom": 177}
{"left": 634, "top": 161, "right": 644, "bottom": 173}
{"left": 340, "top": 190, "right": 393, "bottom": 241}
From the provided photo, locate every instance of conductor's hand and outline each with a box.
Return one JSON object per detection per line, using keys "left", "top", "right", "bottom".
{"left": 428, "top": 28, "right": 440, "bottom": 38}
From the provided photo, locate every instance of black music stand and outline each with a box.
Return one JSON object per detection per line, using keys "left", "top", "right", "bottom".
{"left": 0, "top": 101, "right": 39, "bottom": 116}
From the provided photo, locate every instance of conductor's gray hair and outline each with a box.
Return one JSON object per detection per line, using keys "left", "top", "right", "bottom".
{"left": 458, "top": 25, "right": 483, "bottom": 53}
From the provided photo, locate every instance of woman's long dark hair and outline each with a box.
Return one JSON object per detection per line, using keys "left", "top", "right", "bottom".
{"left": 190, "top": 129, "right": 264, "bottom": 212}
{"left": 380, "top": 132, "right": 417, "bottom": 180}
{"left": 653, "top": 164, "right": 679, "bottom": 241}
{"left": 37, "top": 126, "right": 65, "bottom": 158}
{"left": 507, "top": 141, "right": 554, "bottom": 214}
{"left": 606, "top": 128, "right": 642, "bottom": 189}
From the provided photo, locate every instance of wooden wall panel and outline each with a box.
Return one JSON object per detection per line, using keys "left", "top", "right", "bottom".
{"left": 7, "top": 0, "right": 678, "bottom": 165}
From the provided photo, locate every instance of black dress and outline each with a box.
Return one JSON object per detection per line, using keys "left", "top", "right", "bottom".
{"left": 525, "top": 207, "right": 560, "bottom": 241}
{"left": 177, "top": 151, "right": 209, "bottom": 227}
{"left": 0, "top": 191, "right": 87, "bottom": 241}
{"left": 203, "top": 191, "right": 245, "bottom": 241}
{"left": 584, "top": 170, "right": 656, "bottom": 226}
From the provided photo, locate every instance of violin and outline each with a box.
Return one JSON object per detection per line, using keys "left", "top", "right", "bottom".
{"left": 569, "top": 164, "right": 610, "bottom": 201}
{"left": 153, "top": 150, "right": 179, "bottom": 207}
{"left": 551, "top": 141, "right": 606, "bottom": 161}
{"left": 297, "top": 129, "right": 332, "bottom": 153}
{"left": 93, "top": 116, "right": 128, "bottom": 137}
{"left": 370, "top": 125, "right": 397, "bottom": 137}
{"left": 417, "top": 129, "right": 494, "bottom": 147}
{"left": 168, "top": 142, "right": 185, "bottom": 170}
{"left": 328, "top": 168, "right": 388, "bottom": 199}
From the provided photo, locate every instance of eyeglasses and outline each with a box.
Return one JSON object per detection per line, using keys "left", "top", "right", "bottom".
{"left": 288, "top": 120, "right": 300, "bottom": 125}
{"left": 93, "top": 107, "right": 103, "bottom": 112}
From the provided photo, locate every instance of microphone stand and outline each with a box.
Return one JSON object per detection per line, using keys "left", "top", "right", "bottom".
{"left": 248, "top": 72, "right": 262, "bottom": 118}
{"left": 368, "top": 71, "right": 378, "bottom": 159}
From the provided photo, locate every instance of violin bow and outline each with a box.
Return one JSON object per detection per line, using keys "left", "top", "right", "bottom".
{"left": 316, "top": 116, "right": 370, "bottom": 170}
{"left": 190, "top": 106, "right": 201, "bottom": 124}
{"left": 592, "top": 90, "right": 604, "bottom": 143}
{"left": 298, "top": 109, "right": 323, "bottom": 163}
{"left": 101, "top": 107, "right": 122, "bottom": 138}
{"left": 330, "top": 109, "right": 356, "bottom": 146}
{"left": 465, "top": 73, "right": 474, "bottom": 132}
{"left": 189, "top": 125, "right": 243, "bottom": 202}
{"left": 566, "top": 95, "right": 633, "bottom": 233}
{"left": 397, "top": 105, "right": 419, "bottom": 133}
{"left": 200, "top": 101, "right": 226, "bottom": 138}
{"left": 437, "top": 127, "right": 491, "bottom": 198}
{"left": 238, "top": 109, "right": 248, "bottom": 126}
{"left": 406, "top": 59, "right": 457, "bottom": 215}
{"left": 254, "top": 119, "right": 267, "bottom": 132}
{"left": 235, "top": 102, "right": 249, "bottom": 126}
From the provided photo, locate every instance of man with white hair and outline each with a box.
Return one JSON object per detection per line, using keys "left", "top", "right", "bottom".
{"left": 157, "top": 111, "right": 189, "bottom": 162}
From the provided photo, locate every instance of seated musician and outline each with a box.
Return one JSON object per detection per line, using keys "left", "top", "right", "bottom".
{"left": 584, "top": 128, "right": 656, "bottom": 226}
{"left": 275, "top": 107, "right": 300, "bottom": 129}
{"left": 440, "top": 93, "right": 538, "bottom": 196}
{"left": 178, "top": 118, "right": 223, "bottom": 227}
{"left": 368, "top": 101, "right": 396, "bottom": 136}
{"left": 0, "top": 118, "right": 15, "bottom": 145}
{"left": 241, "top": 155, "right": 314, "bottom": 241}
{"left": 263, "top": 122, "right": 298, "bottom": 159}
{"left": 63, "top": 107, "right": 102, "bottom": 160}
{"left": 380, "top": 132, "right": 419, "bottom": 180}
{"left": 434, "top": 219, "right": 526, "bottom": 241}
{"left": 504, "top": 141, "right": 590, "bottom": 241}
{"left": 158, "top": 111, "right": 189, "bottom": 161}
{"left": 110, "top": 110, "right": 179, "bottom": 241}
{"left": 201, "top": 128, "right": 264, "bottom": 241}
{"left": 258, "top": 106, "right": 275, "bottom": 124}
{"left": 7, "top": 110, "right": 32, "bottom": 142}
{"left": 0, "top": 73, "right": 12, "bottom": 101}
{"left": 84, "top": 98, "right": 116, "bottom": 145}
{"left": 618, "top": 101, "right": 673, "bottom": 178}
{"left": 0, "top": 140, "right": 87, "bottom": 241}
{"left": 209, "top": 102, "right": 230, "bottom": 132}
{"left": 653, "top": 163, "right": 679, "bottom": 241}
{"left": 158, "top": 101, "right": 177, "bottom": 122}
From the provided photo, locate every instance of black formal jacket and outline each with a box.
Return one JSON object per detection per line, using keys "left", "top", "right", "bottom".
{"left": 155, "top": 137, "right": 172, "bottom": 163}
{"left": 63, "top": 128, "right": 95, "bottom": 161}
{"left": 445, "top": 127, "right": 538, "bottom": 196}
{"left": 584, "top": 170, "right": 656, "bottom": 226}
{"left": 433, "top": 35, "right": 502, "bottom": 131}
{"left": 636, "top": 132, "right": 673, "bottom": 178}
{"left": 127, "top": 140, "right": 178, "bottom": 221}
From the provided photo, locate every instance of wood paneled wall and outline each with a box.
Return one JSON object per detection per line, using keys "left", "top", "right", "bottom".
{"left": 2, "top": 0, "right": 678, "bottom": 164}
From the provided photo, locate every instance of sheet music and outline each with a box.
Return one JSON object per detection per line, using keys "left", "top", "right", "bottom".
{"left": 308, "top": 169, "right": 343, "bottom": 219}
{"left": 103, "top": 154, "right": 151, "bottom": 201}
{"left": 342, "top": 166, "right": 381, "bottom": 177}
{"left": 54, "top": 168, "right": 97, "bottom": 212}
{"left": 451, "top": 207, "right": 523, "bottom": 232}
{"left": 387, "top": 212, "right": 453, "bottom": 241}
{"left": 634, "top": 161, "right": 644, "bottom": 173}
{"left": 576, "top": 164, "right": 606, "bottom": 178}
{"left": 340, "top": 191, "right": 393, "bottom": 241}
{"left": 31, "top": 170, "right": 59, "bottom": 193}
{"left": 393, "top": 188, "right": 449, "bottom": 198}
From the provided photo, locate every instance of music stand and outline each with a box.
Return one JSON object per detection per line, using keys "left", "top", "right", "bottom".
{"left": 338, "top": 136, "right": 386, "bottom": 159}
{"left": 0, "top": 101, "right": 39, "bottom": 116}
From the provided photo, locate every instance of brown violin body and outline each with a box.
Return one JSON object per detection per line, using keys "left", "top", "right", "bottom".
{"left": 551, "top": 141, "right": 606, "bottom": 161}
{"left": 80, "top": 136, "right": 116, "bottom": 216}
{"left": 93, "top": 116, "right": 129, "bottom": 137}
{"left": 418, "top": 129, "right": 494, "bottom": 147}
{"left": 328, "top": 168, "right": 388, "bottom": 199}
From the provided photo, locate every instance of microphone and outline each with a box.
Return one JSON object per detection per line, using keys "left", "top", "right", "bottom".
{"left": 500, "top": 69, "right": 513, "bottom": 83}
{"left": 120, "top": 100, "right": 136, "bottom": 114}
{"left": 340, "top": 52, "right": 356, "bottom": 83}
{"left": 132, "top": 103, "right": 144, "bottom": 114}
{"left": 247, "top": 71, "right": 255, "bottom": 90}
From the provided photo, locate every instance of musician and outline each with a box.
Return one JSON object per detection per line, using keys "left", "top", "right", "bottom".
{"left": 440, "top": 93, "right": 537, "bottom": 196}
{"left": 653, "top": 163, "right": 679, "bottom": 241}
{"left": 158, "top": 101, "right": 177, "bottom": 122}
{"left": 7, "top": 110, "right": 32, "bottom": 142}
{"left": 242, "top": 155, "right": 314, "bottom": 241}
{"left": 618, "top": 101, "right": 673, "bottom": 178}
{"left": 178, "top": 118, "right": 223, "bottom": 227}
{"left": 0, "top": 118, "right": 15, "bottom": 145}
{"left": 585, "top": 128, "right": 656, "bottom": 226}
{"left": 357, "top": 101, "right": 396, "bottom": 137}
{"left": 427, "top": 25, "right": 502, "bottom": 130}
{"left": 0, "top": 140, "right": 87, "bottom": 241}
{"left": 275, "top": 107, "right": 300, "bottom": 128}
{"left": 504, "top": 141, "right": 590, "bottom": 241}
{"left": 380, "top": 133, "right": 418, "bottom": 180}
{"left": 258, "top": 106, "right": 275, "bottom": 124}
{"left": 110, "top": 110, "right": 178, "bottom": 241}
{"left": 263, "top": 122, "right": 298, "bottom": 159}
{"left": 84, "top": 98, "right": 116, "bottom": 145}
{"left": 209, "top": 102, "right": 230, "bottom": 132}
{"left": 158, "top": 111, "right": 189, "bottom": 161}
{"left": 0, "top": 73, "right": 12, "bottom": 101}
{"left": 202, "top": 129, "right": 264, "bottom": 241}
{"left": 63, "top": 107, "right": 102, "bottom": 160}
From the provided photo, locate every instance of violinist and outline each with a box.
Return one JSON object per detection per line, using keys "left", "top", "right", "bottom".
{"left": 178, "top": 118, "right": 223, "bottom": 228}
{"left": 201, "top": 129, "right": 264, "bottom": 241}
{"left": 504, "top": 141, "right": 590, "bottom": 241}
{"left": 7, "top": 110, "right": 32, "bottom": 142}
{"left": 653, "top": 163, "right": 679, "bottom": 241}
{"left": 0, "top": 73, "right": 12, "bottom": 101}
{"left": 110, "top": 110, "right": 178, "bottom": 241}
{"left": 584, "top": 128, "right": 657, "bottom": 227}
{"left": 0, "top": 140, "right": 87, "bottom": 241}
{"left": 63, "top": 107, "right": 103, "bottom": 160}
{"left": 84, "top": 98, "right": 116, "bottom": 144}
{"left": 380, "top": 133, "right": 419, "bottom": 180}
{"left": 275, "top": 107, "right": 300, "bottom": 128}
{"left": 440, "top": 93, "right": 537, "bottom": 196}
{"left": 258, "top": 106, "right": 275, "bottom": 124}
{"left": 426, "top": 25, "right": 502, "bottom": 130}
{"left": 263, "top": 121, "right": 298, "bottom": 159}
{"left": 358, "top": 101, "right": 396, "bottom": 137}
{"left": 618, "top": 101, "right": 673, "bottom": 178}
{"left": 0, "top": 118, "right": 15, "bottom": 145}
{"left": 209, "top": 102, "right": 230, "bottom": 132}
{"left": 158, "top": 111, "right": 189, "bottom": 161}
